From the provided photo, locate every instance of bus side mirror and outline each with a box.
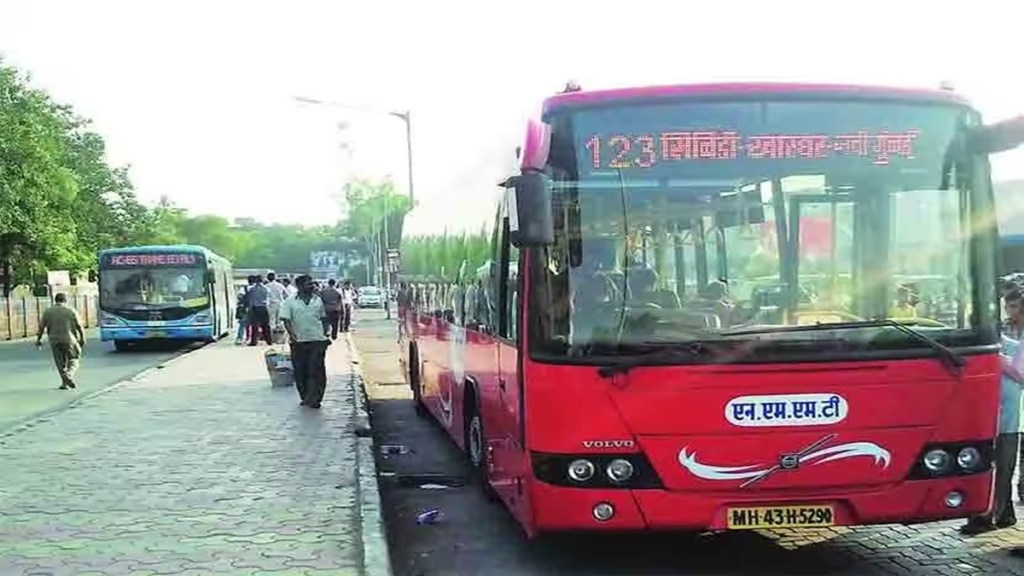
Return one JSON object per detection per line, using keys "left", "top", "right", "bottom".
{"left": 87, "top": 270, "right": 97, "bottom": 283}
{"left": 969, "top": 116, "right": 1024, "bottom": 154}
{"left": 505, "top": 172, "right": 554, "bottom": 248}
{"left": 205, "top": 271, "right": 215, "bottom": 285}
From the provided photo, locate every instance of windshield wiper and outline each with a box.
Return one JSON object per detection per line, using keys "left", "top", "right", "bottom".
{"left": 596, "top": 342, "right": 719, "bottom": 379}
{"left": 720, "top": 319, "right": 966, "bottom": 375}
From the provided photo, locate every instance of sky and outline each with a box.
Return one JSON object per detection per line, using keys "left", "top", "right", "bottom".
{"left": 1, "top": 0, "right": 1022, "bottom": 235}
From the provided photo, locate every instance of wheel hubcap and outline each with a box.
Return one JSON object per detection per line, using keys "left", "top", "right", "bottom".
{"left": 470, "top": 417, "right": 483, "bottom": 465}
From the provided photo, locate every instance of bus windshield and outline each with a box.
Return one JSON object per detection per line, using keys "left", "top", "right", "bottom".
{"left": 530, "top": 98, "right": 997, "bottom": 357}
{"left": 99, "top": 252, "right": 209, "bottom": 310}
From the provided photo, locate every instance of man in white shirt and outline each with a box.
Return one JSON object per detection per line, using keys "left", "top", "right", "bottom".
{"left": 339, "top": 280, "right": 356, "bottom": 332}
{"left": 265, "top": 272, "right": 289, "bottom": 331}
{"left": 283, "top": 277, "right": 299, "bottom": 299}
{"left": 279, "top": 275, "right": 331, "bottom": 409}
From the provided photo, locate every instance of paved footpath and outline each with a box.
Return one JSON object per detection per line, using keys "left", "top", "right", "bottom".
{"left": 0, "top": 339, "right": 390, "bottom": 576}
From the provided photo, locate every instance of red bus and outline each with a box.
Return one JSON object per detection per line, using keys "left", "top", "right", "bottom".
{"left": 399, "top": 83, "right": 1024, "bottom": 536}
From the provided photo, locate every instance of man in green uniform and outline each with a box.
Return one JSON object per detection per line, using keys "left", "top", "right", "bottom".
{"left": 35, "top": 293, "right": 86, "bottom": 390}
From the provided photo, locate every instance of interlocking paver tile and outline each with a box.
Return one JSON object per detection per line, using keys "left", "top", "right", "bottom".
{"left": 0, "top": 341, "right": 367, "bottom": 575}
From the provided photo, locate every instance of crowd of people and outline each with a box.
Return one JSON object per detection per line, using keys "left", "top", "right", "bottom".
{"left": 234, "top": 272, "right": 356, "bottom": 346}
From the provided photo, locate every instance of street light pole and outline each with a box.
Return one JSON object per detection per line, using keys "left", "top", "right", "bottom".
{"left": 294, "top": 95, "right": 415, "bottom": 320}
{"left": 402, "top": 111, "right": 414, "bottom": 204}
{"left": 381, "top": 186, "right": 391, "bottom": 319}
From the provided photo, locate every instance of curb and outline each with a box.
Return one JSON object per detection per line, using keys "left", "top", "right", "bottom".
{"left": 0, "top": 340, "right": 209, "bottom": 439}
{"left": 345, "top": 336, "right": 394, "bottom": 576}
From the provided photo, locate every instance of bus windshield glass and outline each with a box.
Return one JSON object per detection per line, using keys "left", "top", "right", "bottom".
{"left": 531, "top": 98, "right": 996, "bottom": 357}
{"left": 99, "top": 252, "right": 209, "bottom": 310}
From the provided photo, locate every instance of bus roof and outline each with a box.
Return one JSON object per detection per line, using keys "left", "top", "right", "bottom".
{"left": 542, "top": 82, "right": 972, "bottom": 114}
{"left": 98, "top": 244, "right": 230, "bottom": 263}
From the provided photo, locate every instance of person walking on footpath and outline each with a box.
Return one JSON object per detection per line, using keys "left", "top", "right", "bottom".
{"left": 246, "top": 275, "right": 273, "bottom": 346}
{"left": 35, "top": 293, "right": 87, "bottom": 390}
{"left": 340, "top": 280, "right": 356, "bottom": 332}
{"left": 279, "top": 275, "right": 331, "bottom": 409}
{"left": 320, "top": 279, "right": 343, "bottom": 340}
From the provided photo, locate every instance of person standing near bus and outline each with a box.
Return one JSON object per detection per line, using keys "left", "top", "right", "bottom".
{"left": 279, "top": 275, "right": 331, "bottom": 409}
{"left": 320, "top": 279, "right": 343, "bottom": 340}
{"left": 35, "top": 293, "right": 86, "bottom": 390}
{"left": 265, "top": 272, "right": 288, "bottom": 331}
{"left": 283, "top": 277, "right": 298, "bottom": 299}
{"left": 961, "top": 288, "right": 1024, "bottom": 535}
{"left": 234, "top": 279, "right": 252, "bottom": 345}
{"left": 246, "top": 275, "right": 273, "bottom": 346}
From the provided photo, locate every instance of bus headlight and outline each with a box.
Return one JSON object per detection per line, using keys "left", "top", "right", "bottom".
{"left": 908, "top": 442, "right": 993, "bottom": 479}
{"left": 192, "top": 313, "right": 211, "bottom": 324}
{"left": 567, "top": 459, "right": 596, "bottom": 482}
{"left": 101, "top": 313, "right": 122, "bottom": 326}
{"left": 606, "top": 459, "right": 635, "bottom": 483}
{"left": 956, "top": 447, "right": 982, "bottom": 470}
{"left": 923, "top": 449, "right": 951, "bottom": 473}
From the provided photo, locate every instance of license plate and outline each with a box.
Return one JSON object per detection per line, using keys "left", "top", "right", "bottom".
{"left": 726, "top": 505, "right": 834, "bottom": 529}
{"left": 146, "top": 331, "right": 167, "bottom": 338}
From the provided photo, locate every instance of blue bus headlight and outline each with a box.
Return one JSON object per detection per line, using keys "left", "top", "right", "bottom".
{"left": 192, "top": 312, "right": 211, "bottom": 324}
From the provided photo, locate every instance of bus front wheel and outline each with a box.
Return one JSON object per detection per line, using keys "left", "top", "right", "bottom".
{"left": 409, "top": 347, "right": 428, "bottom": 418}
{"left": 113, "top": 340, "right": 131, "bottom": 352}
{"left": 464, "top": 394, "right": 499, "bottom": 503}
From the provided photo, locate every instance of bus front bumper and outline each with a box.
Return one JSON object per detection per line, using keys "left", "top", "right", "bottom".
{"left": 528, "top": 472, "right": 993, "bottom": 532}
{"left": 100, "top": 325, "right": 214, "bottom": 341}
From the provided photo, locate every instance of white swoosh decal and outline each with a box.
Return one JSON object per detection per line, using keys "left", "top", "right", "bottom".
{"left": 678, "top": 442, "right": 891, "bottom": 481}
{"left": 801, "top": 442, "right": 891, "bottom": 468}
{"left": 679, "top": 449, "right": 770, "bottom": 480}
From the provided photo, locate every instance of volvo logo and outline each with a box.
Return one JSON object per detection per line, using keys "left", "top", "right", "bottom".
{"left": 582, "top": 440, "right": 635, "bottom": 449}
{"left": 779, "top": 453, "right": 800, "bottom": 470}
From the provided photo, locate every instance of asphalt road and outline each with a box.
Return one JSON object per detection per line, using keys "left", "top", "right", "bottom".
{"left": 0, "top": 331, "right": 200, "bottom": 434}
{"left": 351, "top": 309, "right": 1024, "bottom": 576}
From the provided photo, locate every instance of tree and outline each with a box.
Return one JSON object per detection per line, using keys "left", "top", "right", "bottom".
{"left": 0, "top": 61, "right": 155, "bottom": 292}
{"left": 399, "top": 230, "right": 491, "bottom": 280}
{"left": 339, "top": 177, "right": 414, "bottom": 282}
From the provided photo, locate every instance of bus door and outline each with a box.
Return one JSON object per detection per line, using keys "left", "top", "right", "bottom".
{"left": 417, "top": 283, "right": 450, "bottom": 426}
{"left": 785, "top": 193, "right": 856, "bottom": 323}
{"left": 494, "top": 208, "right": 528, "bottom": 517}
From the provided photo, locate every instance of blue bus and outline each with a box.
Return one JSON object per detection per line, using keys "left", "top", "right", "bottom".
{"left": 98, "top": 245, "right": 235, "bottom": 351}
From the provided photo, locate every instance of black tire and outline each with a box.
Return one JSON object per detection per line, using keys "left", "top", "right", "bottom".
{"left": 409, "top": 347, "right": 428, "bottom": 418}
{"left": 113, "top": 340, "right": 130, "bottom": 352}
{"left": 464, "top": 396, "right": 500, "bottom": 502}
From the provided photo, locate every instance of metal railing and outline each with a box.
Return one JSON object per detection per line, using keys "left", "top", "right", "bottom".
{"left": 0, "top": 294, "right": 99, "bottom": 341}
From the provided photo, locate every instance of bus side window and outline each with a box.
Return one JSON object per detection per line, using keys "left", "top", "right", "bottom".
{"left": 487, "top": 206, "right": 504, "bottom": 330}
{"left": 506, "top": 243, "right": 520, "bottom": 342}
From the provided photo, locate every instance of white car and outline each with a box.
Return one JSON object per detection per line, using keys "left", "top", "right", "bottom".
{"left": 357, "top": 286, "right": 384, "bottom": 308}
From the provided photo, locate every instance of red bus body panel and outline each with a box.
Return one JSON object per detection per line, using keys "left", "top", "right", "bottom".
{"left": 525, "top": 356, "right": 998, "bottom": 531}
